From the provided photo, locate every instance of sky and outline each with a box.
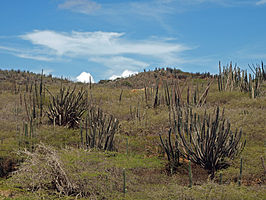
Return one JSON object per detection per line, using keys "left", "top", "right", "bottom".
{"left": 0, "top": 0, "right": 266, "bottom": 82}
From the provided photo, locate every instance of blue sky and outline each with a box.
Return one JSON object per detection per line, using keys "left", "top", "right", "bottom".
{"left": 0, "top": 0, "right": 266, "bottom": 82}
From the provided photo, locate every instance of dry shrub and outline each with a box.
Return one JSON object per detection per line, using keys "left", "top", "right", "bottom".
{"left": 10, "top": 144, "right": 124, "bottom": 198}
{"left": 11, "top": 144, "right": 77, "bottom": 195}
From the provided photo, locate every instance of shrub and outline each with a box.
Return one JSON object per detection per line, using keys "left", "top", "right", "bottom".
{"left": 98, "top": 79, "right": 111, "bottom": 84}
{"left": 121, "top": 81, "right": 132, "bottom": 87}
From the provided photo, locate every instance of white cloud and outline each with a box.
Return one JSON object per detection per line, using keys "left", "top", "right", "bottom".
{"left": 109, "top": 70, "right": 138, "bottom": 80}
{"left": 76, "top": 72, "right": 95, "bottom": 83}
{"left": 0, "top": 45, "right": 53, "bottom": 61}
{"left": 16, "top": 54, "right": 53, "bottom": 61}
{"left": 256, "top": 0, "right": 266, "bottom": 5}
{"left": 0, "top": 45, "right": 21, "bottom": 52}
{"left": 58, "top": 0, "right": 101, "bottom": 14}
{"left": 14, "top": 30, "right": 191, "bottom": 76}
{"left": 130, "top": 0, "right": 254, "bottom": 16}
{"left": 20, "top": 30, "right": 189, "bottom": 57}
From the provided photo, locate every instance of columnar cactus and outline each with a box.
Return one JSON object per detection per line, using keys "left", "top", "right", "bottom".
{"left": 84, "top": 106, "right": 119, "bottom": 151}
{"left": 174, "top": 106, "right": 246, "bottom": 178}
{"left": 217, "top": 61, "right": 265, "bottom": 98}
{"left": 46, "top": 86, "right": 87, "bottom": 128}
{"left": 159, "top": 106, "right": 246, "bottom": 178}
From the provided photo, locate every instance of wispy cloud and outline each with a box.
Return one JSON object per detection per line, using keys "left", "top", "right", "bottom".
{"left": 129, "top": 0, "right": 255, "bottom": 16}
{"left": 21, "top": 30, "right": 190, "bottom": 56}
{"left": 256, "top": 0, "right": 266, "bottom": 5}
{"left": 56, "top": 0, "right": 255, "bottom": 21}
{"left": 228, "top": 44, "right": 266, "bottom": 66}
{"left": 172, "top": 0, "right": 253, "bottom": 6}
{"left": 58, "top": 0, "right": 101, "bottom": 14}
{"left": 16, "top": 30, "right": 191, "bottom": 75}
{"left": 58, "top": 0, "right": 256, "bottom": 17}
{"left": 0, "top": 45, "right": 53, "bottom": 61}
{"left": 15, "top": 54, "right": 53, "bottom": 61}
{"left": 55, "top": 0, "right": 256, "bottom": 35}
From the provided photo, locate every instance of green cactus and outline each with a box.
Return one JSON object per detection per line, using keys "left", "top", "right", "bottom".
{"left": 218, "top": 62, "right": 264, "bottom": 98}
{"left": 219, "top": 173, "right": 222, "bottom": 185}
{"left": 81, "top": 106, "right": 119, "bottom": 151}
{"left": 80, "top": 122, "right": 83, "bottom": 148}
{"left": 161, "top": 106, "right": 246, "bottom": 178}
{"left": 238, "top": 158, "right": 243, "bottom": 186}
{"left": 159, "top": 128, "right": 180, "bottom": 173}
{"left": 153, "top": 80, "right": 159, "bottom": 108}
{"left": 123, "top": 168, "right": 126, "bottom": 194}
{"left": 188, "top": 160, "right": 192, "bottom": 188}
{"left": 46, "top": 85, "right": 87, "bottom": 128}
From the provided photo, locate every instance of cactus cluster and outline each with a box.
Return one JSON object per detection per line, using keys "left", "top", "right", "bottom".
{"left": 17, "top": 120, "right": 37, "bottom": 151}
{"left": 21, "top": 69, "right": 46, "bottom": 126}
{"left": 217, "top": 61, "right": 265, "bottom": 98}
{"left": 17, "top": 70, "right": 45, "bottom": 150}
{"left": 152, "top": 79, "right": 212, "bottom": 108}
{"left": 46, "top": 85, "right": 87, "bottom": 128}
{"left": 159, "top": 106, "right": 246, "bottom": 178}
{"left": 129, "top": 105, "right": 145, "bottom": 122}
{"left": 80, "top": 106, "right": 119, "bottom": 151}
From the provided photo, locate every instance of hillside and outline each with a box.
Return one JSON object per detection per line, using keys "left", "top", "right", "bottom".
{"left": 0, "top": 65, "right": 265, "bottom": 200}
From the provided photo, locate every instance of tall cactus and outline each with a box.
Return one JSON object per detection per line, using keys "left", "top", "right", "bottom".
{"left": 152, "top": 79, "right": 212, "bottom": 108}
{"left": 159, "top": 128, "right": 180, "bottom": 173}
{"left": 218, "top": 61, "right": 265, "bottom": 98}
{"left": 83, "top": 106, "right": 119, "bottom": 151}
{"left": 39, "top": 69, "right": 44, "bottom": 124}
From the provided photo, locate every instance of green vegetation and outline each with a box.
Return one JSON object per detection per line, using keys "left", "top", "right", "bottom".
{"left": 0, "top": 65, "right": 265, "bottom": 199}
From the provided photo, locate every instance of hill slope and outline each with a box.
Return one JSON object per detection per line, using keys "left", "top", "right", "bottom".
{"left": 0, "top": 67, "right": 265, "bottom": 199}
